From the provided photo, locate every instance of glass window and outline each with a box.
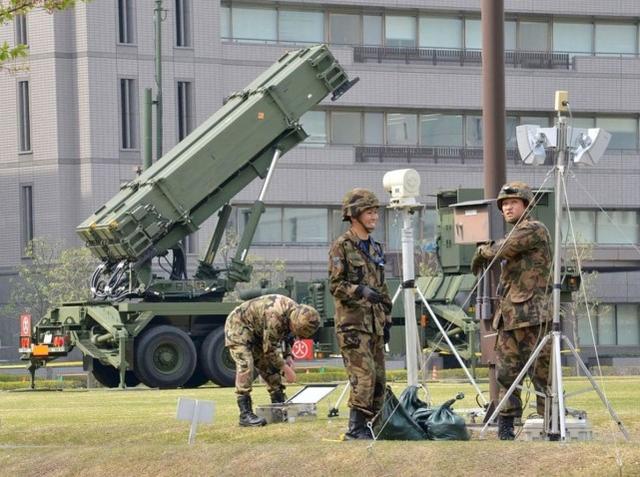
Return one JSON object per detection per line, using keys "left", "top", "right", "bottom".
{"left": 577, "top": 304, "right": 595, "bottom": 346}
{"left": 465, "top": 19, "right": 481, "bottom": 49}
{"left": 14, "top": 14, "right": 27, "bottom": 45}
{"left": 564, "top": 210, "right": 596, "bottom": 243}
{"left": 596, "top": 117, "right": 637, "bottom": 149}
{"left": 597, "top": 305, "right": 616, "bottom": 345}
{"left": 120, "top": 78, "right": 137, "bottom": 149}
{"left": 570, "top": 117, "right": 595, "bottom": 129}
{"left": 240, "top": 207, "right": 281, "bottom": 243}
{"left": 118, "top": 0, "right": 135, "bottom": 44}
{"left": 387, "top": 113, "right": 417, "bottom": 145}
{"left": 364, "top": 113, "right": 384, "bottom": 145}
{"left": 520, "top": 116, "right": 551, "bottom": 127}
{"left": 279, "top": 10, "right": 324, "bottom": 44}
{"left": 553, "top": 22, "right": 592, "bottom": 55}
{"left": 177, "top": 81, "right": 193, "bottom": 141}
{"left": 595, "top": 23, "right": 637, "bottom": 56}
{"left": 596, "top": 210, "right": 639, "bottom": 244}
{"left": 300, "top": 111, "right": 326, "bottom": 144}
{"left": 506, "top": 116, "right": 517, "bottom": 148}
{"left": 421, "top": 209, "right": 439, "bottom": 243}
{"left": 385, "top": 16, "right": 416, "bottom": 47}
{"left": 330, "top": 13, "right": 360, "bottom": 45}
{"left": 465, "top": 115, "right": 483, "bottom": 147}
{"left": 331, "top": 112, "right": 361, "bottom": 145}
{"left": 283, "top": 208, "right": 328, "bottom": 243}
{"left": 20, "top": 184, "right": 34, "bottom": 254}
{"left": 232, "top": 7, "right": 277, "bottom": 43}
{"left": 519, "top": 21, "right": 549, "bottom": 51}
{"left": 175, "top": 0, "right": 191, "bottom": 47}
{"left": 419, "top": 17, "right": 462, "bottom": 49}
{"left": 504, "top": 20, "right": 517, "bottom": 50}
{"left": 220, "top": 6, "right": 230, "bottom": 39}
{"left": 420, "top": 114, "right": 463, "bottom": 146}
{"left": 363, "top": 15, "right": 382, "bottom": 46}
{"left": 616, "top": 305, "right": 639, "bottom": 345}
{"left": 17, "top": 80, "right": 31, "bottom": 152}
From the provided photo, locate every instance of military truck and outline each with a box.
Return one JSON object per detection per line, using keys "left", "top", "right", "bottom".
{"left": 19, "top": 44, "right": 358, "bottom": 389}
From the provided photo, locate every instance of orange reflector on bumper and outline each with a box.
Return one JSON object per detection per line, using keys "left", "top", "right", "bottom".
{"left": 32, "top": 344, "right": 50, "bottom": 357}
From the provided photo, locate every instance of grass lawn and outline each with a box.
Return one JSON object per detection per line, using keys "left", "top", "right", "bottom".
{"left": 1, "top": 376, "right": 638, "bottom": 477}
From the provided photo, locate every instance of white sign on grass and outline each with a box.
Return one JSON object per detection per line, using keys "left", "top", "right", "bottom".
{"left": 176, "top": 397, "right": 215, "bottom": 444}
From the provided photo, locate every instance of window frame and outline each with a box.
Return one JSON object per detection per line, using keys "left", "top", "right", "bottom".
{"left": 175, "top": 0, "right": 192, "bottom": 48}
{"left": 119, "top": 78, "right": 138, "bottom": 150}
{"left": 17, "top": 79, "right": 31, "bottom": 153}
{"left": 176, "top": 80, "right": 194, "bottom": 142}
{"left": 20, "top": 183, "right": 34, "bottom": 257}
{"left": 117, "top": 0, "right": 136, "bottom": 45}
{"left": 14, "top": 14, "right": 28, "bottom": 46}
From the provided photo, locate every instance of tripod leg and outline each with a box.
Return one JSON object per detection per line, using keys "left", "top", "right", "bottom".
{"left": 327, "top": 381, "right": 350, "bottom": 418}
{"left": 416, "top": 287, "right": 488, "bottom": 407}
{"left": 561, "top": 335, "right": 629, "bottom": 441}
{"left": 479, "top": 333, "right": 552, "bottom": 438}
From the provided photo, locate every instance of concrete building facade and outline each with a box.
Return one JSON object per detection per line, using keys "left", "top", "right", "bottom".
{"left": 1, "top": 0, "right": 639, "bottom": 362}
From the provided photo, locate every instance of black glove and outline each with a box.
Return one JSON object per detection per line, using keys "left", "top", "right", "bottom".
{"left": 355, "top": 285, "right": 383, "bottom": 304}
{"left": 383, "top": 321, "right": 392, "bottom": 344}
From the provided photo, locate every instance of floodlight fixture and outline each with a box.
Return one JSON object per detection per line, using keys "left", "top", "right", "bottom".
{"left": 572, "top": 128, "right": 611, "bottom": 166}
{"left": 516, "top": 125, "right": 557, "bottom": 165}
{"left": 383, "top": 168, "right": 421, "bottom": 208}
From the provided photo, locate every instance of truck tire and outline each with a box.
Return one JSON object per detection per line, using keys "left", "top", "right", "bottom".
{"left": 182, "top": 365, "right": 210, "bottom": 388}
{"left": 91, "top": 359, "right": 140, "bottom": 388}
{"left": 134, "top": 325, "right": 197, "bottom": 388}
{"left": 200, "top": 327, "right": 236, "bottom": 387}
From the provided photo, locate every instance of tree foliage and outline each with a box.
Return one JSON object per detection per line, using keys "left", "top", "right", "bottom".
{"left": 1, "top": 0, "right": 82, "bottom": 71}
{"left": 3, "top": 237, "right": 97, "bottom": 320}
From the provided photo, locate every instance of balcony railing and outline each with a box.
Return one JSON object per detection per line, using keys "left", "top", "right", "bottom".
{"left": 353, "top": 46, "right": 571, "bottom": 69}
{"left": 355, "top": 146, "right": 555, "bottom": 164}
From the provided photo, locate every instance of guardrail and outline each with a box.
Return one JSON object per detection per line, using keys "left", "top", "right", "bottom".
{"left": 354, "top": 146, "right": 555, "bottom": 164}
{"left": 353, "top": 46, "right": 571, "bottom": 69}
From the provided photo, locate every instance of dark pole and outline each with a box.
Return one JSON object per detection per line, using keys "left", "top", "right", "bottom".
{"left": 481, "top": 0, "right": 507, "bottom": 409}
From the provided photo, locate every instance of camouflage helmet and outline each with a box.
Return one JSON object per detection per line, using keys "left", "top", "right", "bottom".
{"left": 496, "top": 181, "right": 534, "bottom": 211}
{"left": 289, "top": 304, "right": 320, "bottom": 338}
{"left": 341, "top": 188, "right": 380, "bottom": 222}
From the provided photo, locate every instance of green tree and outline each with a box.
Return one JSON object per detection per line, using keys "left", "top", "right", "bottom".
{"left": 3, "top": 237, "right": 97, "bottom": 320}
{"left": 1, "top": 0, "right": 82, "bottom": 71}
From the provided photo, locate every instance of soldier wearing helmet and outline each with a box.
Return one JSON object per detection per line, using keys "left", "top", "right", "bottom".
{"left": 224, "top": 294, "right": 320, "bottom": 427}
{"left": 471, "top": 181, "right": 552, "bottom": 440}
{"left": 329, "top": 188, "right": 393, "bottom": 440}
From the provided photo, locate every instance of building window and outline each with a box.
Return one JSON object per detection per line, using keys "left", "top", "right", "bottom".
{"left": 595, "top": 117, "right": 637, "bottom": 150}
{"left": 177, "top": 81, "right": 193, "bottom": 141}
{"left": 232, "top": 6, "right": 277, "bottom": 43}
{"left": 364, "top": 112, "right": 384, "bottom": 145}
{"left": 387, "top": 113, "right": 417, "bottom": 145}
{"left": 279, "top": 10, "right": 323, "bottom": 44}
{"left": 300, "top": 111, "right": 326, "bottom": 144}
{"left": 363, "top": 15, "right": 383, "bottom": 46}
{"left": 20, "top": 184, "right": 34, "bottom": 254}
{"left": 220, "top": 6, "right": 230, "bottom": 38}
{"left": 175, "top": 0, "right": 191, "bottom": 47}
{"left": 420, "top": 114, "right": 463, "bottom": 146}
{"left": 595, "top": 23, "right": 637, "bottom": 56}
{"left": 465, "top": 19, "right": 481, "bottom": 49}
{"left": 120, "top": 78, "right": 137, "bottom": 149}
{"left": 17, "top": 80, "right": 31, "bottom": 152}
{"left": 596, "top": 210, "right": 639, "bottom": 244}
{"left": 616, "top": 305, "right": 640, "bottom": 345}
{"left": 419, "top": 17, "right": 462, "bottom": 49}
{"left": 15, "top": 14, "right": 27, "bottom": 45}
{"left": 553, "top": 22, "right": 593, "bottom": 55}
{"left": 331, "top": 112, "right": 361, "bottom": 145}
{"left": 578, "top": 304, "right": 640, "bottom": 346}
{"left": 330, "top": 13, "right": 360, "bottom": 46}
{"left": 185, "top": 233, "right": 197, "bottom": 254}
{"left": 518, "top": 21, "right": 549, "bottom": 51}
{"left": 118, "top": 0, "right": 135, "bottom": 44}
{"left": 385, "top": 16, "right": 416, "bottom": 47}
{"left": 238, "top": 207, "right": 329, "bottom": 244}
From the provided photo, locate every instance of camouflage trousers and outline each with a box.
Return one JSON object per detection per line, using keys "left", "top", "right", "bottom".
{"left": 495, "top": 324, "right": 551, "bottom": 417}
{"left": 337, "top": 329, "right": 386, "bottom": 417}
{"left": 227, "top": 343, "right": 283, "bottom": 396}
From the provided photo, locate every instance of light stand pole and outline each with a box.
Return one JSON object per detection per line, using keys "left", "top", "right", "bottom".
{"left": 480, "top": 92, "right": 629, "bottom": 441}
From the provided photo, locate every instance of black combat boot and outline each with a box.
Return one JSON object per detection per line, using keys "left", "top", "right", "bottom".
{"left": 344, "top": 408, "right": 373, "bottom": 440}
{"left": 498, "top": 415, "right": 516, "bottom": 440}
{"left": 237, "top": 394, "right": 267, "bottom": 427}
{"left": 270, "top": 389, "right": 287, "bottom": 404}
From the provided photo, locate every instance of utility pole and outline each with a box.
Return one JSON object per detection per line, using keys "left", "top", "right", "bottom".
{"left": 154, "top": 0, "right": 164, "bottom": 160}
{"left": 480, "top": 0, "right": 507, "bottom": 408}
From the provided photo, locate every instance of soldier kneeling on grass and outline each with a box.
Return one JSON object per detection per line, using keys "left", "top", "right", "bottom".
{"left": 225, "top": 294, "right": 321, "bottom": 427}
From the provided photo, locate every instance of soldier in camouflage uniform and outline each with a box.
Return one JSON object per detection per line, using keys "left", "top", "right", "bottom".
{"left": 471, "top": 181, "right": 552, "bottom": 440}
{"left": 225, "top": 294, "right": 320, "bottom": 427}
{"left": 329, "top": 188, "right": 393, "bottom": 440}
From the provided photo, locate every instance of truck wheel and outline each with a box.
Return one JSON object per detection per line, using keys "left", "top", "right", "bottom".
{"left": 91, "top": 359, "right": 140, "bottom": 388}
{"left": 182, "top": 365, "right": 210, "bottom": 388}
{"left": 134, "top": 325, "right": 197, "bottom": 388}
{"left": 200, "top": 327, "right": 236, "bottom": 387}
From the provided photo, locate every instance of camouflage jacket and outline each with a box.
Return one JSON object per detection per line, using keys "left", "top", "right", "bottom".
{"left": 478, "top": 218, "right": 552, "bottom": 331}
{"left": 224, "top": 294, "right": 294, "bottom": 367}
{"left": 329, "top": 229, "right": 392, "bottom": 335}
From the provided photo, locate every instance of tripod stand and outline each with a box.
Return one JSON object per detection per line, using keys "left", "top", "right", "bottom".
{"left": 479, "top": 113, "right": 629, "bottom": 441}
